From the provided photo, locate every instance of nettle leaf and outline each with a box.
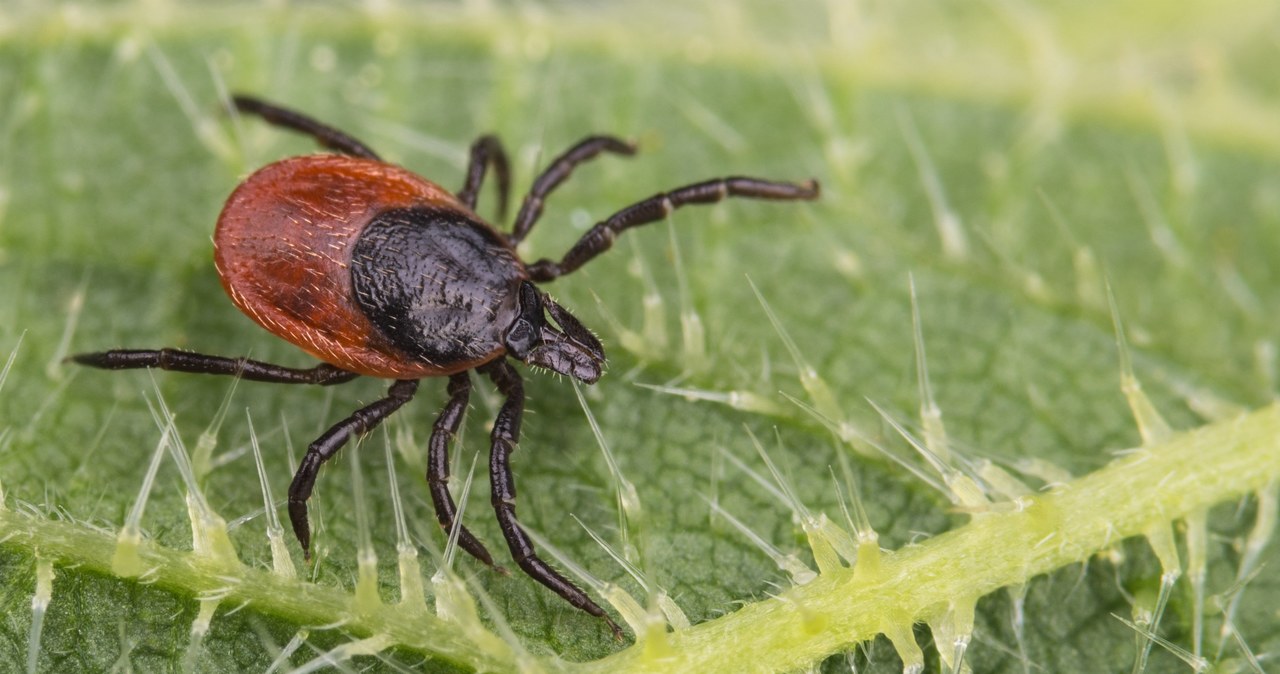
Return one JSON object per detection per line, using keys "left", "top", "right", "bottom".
{"left": 1, "top": 3, "right": 1278, "bottom": 673}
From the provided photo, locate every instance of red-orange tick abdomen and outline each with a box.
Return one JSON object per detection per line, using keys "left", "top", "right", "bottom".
{"left": 214, "top": 154, "right": 523, "bottom": 378}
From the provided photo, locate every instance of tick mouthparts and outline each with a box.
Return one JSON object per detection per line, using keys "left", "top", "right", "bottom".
{"left": 526, "top": 322, "right": 604, "bottom": 384}
{"left": 540, "top": 293, "right": 604, "bottom": 358}
{"left": 527, "top": 341, "right": 602, "bottom": 384}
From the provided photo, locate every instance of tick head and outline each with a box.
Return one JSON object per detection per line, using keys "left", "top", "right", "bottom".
{"left": 505, "top": 281, "right": 605, "bottom": 383}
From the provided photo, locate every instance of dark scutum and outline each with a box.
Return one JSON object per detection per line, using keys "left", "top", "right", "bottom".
{"left": 350, "top": 207, "right": 525, "bottom": 367}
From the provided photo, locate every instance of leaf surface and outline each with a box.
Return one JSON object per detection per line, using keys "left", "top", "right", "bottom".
{"left": 1, "top": 2, "right": 1278, "bottom": 672}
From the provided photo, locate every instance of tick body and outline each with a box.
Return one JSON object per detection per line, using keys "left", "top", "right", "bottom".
{"left": 216, "top": 156, "right": 523, "bottom": 378}
{"left": 75, "top": 95, "right": 819, "bottom": 638}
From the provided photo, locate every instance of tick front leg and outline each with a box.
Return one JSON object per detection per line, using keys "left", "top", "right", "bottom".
{"left": 508, "top": 135, "right": 636, "bottom": 245}
{"left": 427, "top": 372, "right": 503, "bottom": 571}
{"left": 527, "top": 175, "right": 820, "bottom": 282}
{"left": 456, "top": 135, "right": 511, "bottom": 221}
{"left": 70, "top": 348, "right": 359, "bottom": 385}
{"left": 481, "top": 360, "right": 623, "bottom": 639}
{"left": 288, "top": 379, "right": 419, "bottom": 559}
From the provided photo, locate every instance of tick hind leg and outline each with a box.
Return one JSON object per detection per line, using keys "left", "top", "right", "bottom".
{"left": 481, "top": 360, "right": 623, "bottom": 639}
{"left": 70, "top": 348, "right": 359, "bottom": 385}
{"left": 509, "top": 135, "right": 636, "bottom": 245}
{"left": 527, "top": 175, "right": 820, "bottom": 282}
{"left": 288, "top": 379, "right": 420, "bottom": 559}
{"left": 231, "top": 95, "right": 381, "bottom": 161}
{"left": 427, "top": 372, "right": 503, "bottom": 571}
{"left": 457, "top": 135, "right": 511, "bottom": 221}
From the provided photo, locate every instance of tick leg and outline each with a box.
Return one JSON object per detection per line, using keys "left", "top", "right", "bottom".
{"left": 481, "top": 360, "right": 623, "bottom": 639}
{"left": 288, "top": 379, "right": 419, "bottom": 559}
{"left": 456, "top": 135, "right": 511, "bottom": 222}
{"left": 526, "top": 176, "right": 820, "bottom": 282}
{"left": 427, "top": 372, "right": 503, "bottom": 570}
{"left": 231, "top": 95, "right": 381, "bottom": 161}
{"left": 509, "top": 136, "right": 637, "bottom": 246}
{"left": 70, "top": 348, "right": 358, "bottom": 385}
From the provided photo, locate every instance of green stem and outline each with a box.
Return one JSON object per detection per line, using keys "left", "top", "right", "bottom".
{"left": 580, "top": 403, "right": 1280, "bottom": 673}
{"left": 0, "top": 509, "right": 516, "bottom": 673}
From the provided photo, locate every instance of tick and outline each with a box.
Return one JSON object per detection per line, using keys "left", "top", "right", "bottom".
{"left": 74, "top": 95, "right": 819, "bottom": 637}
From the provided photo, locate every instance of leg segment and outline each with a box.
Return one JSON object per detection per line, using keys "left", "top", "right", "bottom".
{"left": 427, "top": 373, "right": 502, "bottom": 570}
{"left": 509, "top": 135, "right": 637, "bottom": 245}
{"left": 288, "top": 379, "right": 419, "bottom": 558}
{"left": 481, "top": 360, "right": 623, "bottom": 639}
{"left": 456, "top": 135, "right": 511, "bottom": 221}
{"left": 231, "top": 95, "right": 381, "bottom": 160}
{"left": 527, "top": 176, "right": 820, "bottom": 282}
{"left": 71, "top": 348, "right": 358, "bottom": 385}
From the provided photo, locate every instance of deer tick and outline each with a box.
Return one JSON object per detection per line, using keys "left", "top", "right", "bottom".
{"left": 74, "top": 95, "right": 820, "bottom": 637}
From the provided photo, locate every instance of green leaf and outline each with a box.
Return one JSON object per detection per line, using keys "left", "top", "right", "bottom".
{"left": 2, "top": 2, "right": 1279, "bottom": 672}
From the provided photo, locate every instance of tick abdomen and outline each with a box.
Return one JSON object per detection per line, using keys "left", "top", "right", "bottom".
{"left": 351, "top": 207, "right": 524, "bottom": 368}
{"left": 214, "top": 155, "right": 484, "bottom": 377}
